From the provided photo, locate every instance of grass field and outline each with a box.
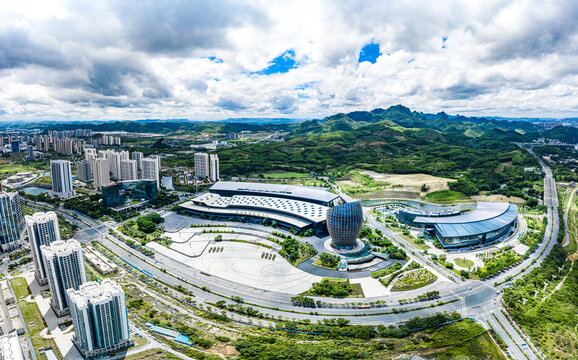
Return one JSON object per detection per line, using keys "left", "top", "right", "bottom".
{"left": 426, "top": 322, "right": 506, "bottom": 360}
{"left": 0, "top": 163, "right": 34, "bottom": 174}
{"left": 398, "top": 233, "right": 430, "bottom": 250}
{"left": 10, "top": 277, "right": 64, "bottom": 359}
{"left": 424, "top": 190, "right": 470, "bottom": 204}
{"left": 126, "top": 349, "right": 181, "bottom": 360}
{"left": 262, "top": 172, "right": 310, "bottom": 179}
{"left": 455, "top": 258, "right": 475, "bottom": 268}
{"left": 391, "top": 269, "right": 437, "bottom": 291}
{"left": 10, "top": 277, "right": 30, "bottom": 299}
{"left": 312, "top": 258, "right": 338, "bottom": 270}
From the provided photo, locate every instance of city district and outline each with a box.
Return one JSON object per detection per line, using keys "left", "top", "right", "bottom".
{"left": 0, "top": 128, "right": 565, "bottom": 360}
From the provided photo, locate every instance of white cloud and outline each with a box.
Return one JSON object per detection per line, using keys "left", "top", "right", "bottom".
{"left": 0, "top": 0, "right": 577, "bottom": 121}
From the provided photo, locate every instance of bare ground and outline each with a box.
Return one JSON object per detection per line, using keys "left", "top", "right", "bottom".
{"left": 471, "top": 194, "right": 526, "bottom": 204}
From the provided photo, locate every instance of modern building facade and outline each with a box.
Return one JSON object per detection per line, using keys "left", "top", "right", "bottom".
{"left": 0, "top": 192, "right": 25, "bottom": 253}
{"left": 92, "top": 158, "right": 111, "bottom": 189}
{"left": 132, "top": 151, "right": 143, "bottom": 175}
{"left": 50, "top": 160, "right": 75, "bottom": 199}
{"left": 101, "top": 180, "right": 158, "bottom": 208}
{"left": 326, "top": 202, "right": 364, "bottom": 249}
{"left": 26, "top": 211, "right": 61, "bottom": 285}
{"left": 120, "top": 159, "right": 137, "bottom": 181}
{"left": 141, "top": 158, "right": 160, "bottom": 190}
{"left": 406, "top": 202, "right": 519, "bottom": 250}
{"left": 194, "top": 152, "right": 209, "bottom": 180}
{"left": 209, "top": 154, "right": 220, "bottom": 182}
{"left": 67, "top": 280, "right": 133, "bottom": 358}
{"left": 10, "top": 140, "right": 20, "bottom": 153}
{"left": 180, "top": 181, "right": 341, "bottom": 231}
{"left": 77, "top": 160, "right": 92, "bottom": 183}
{"left": 41, "top": 239, "right": 87, "bottom": 316}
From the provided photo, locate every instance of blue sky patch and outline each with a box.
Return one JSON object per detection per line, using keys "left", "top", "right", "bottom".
{"left": 358, "top": 43, "right": 381, "bottom": 64}
{"left": 254, "top": 50, "right": 297, "bottom": 75}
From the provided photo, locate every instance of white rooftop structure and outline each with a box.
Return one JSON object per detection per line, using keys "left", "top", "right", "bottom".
{"left": 210, "top": 181, "right": 338, "bottom": 205}
{"left": 193, "top": 193, "right": 327, "bottom": 223}
{"left": 0, "top": 332, "right": 24, "bottom": 360}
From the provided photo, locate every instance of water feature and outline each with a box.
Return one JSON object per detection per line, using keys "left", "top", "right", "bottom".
{"left": 19, "top": 186, "right": 50, "bottom": 195}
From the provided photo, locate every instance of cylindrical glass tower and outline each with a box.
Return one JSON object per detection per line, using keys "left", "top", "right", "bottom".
{"left": 326, "top": 202, "right": 363, "bottom": 249}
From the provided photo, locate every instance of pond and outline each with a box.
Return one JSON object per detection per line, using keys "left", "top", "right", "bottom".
{"left": 19, "top": 186, "right": 50, "bottom": 196}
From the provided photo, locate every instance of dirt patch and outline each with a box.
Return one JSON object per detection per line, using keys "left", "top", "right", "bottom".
{"left": 359, "top": 171, "right": 453, "bottom": 193}
{"left": 471, "top": 194, "right": 526, "bottom": 204}
{"left": 208, "top": 345, "right": 239, "bottom": 356}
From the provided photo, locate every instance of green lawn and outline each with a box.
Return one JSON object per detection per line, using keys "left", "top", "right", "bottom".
{"left": 0, "top": 163, "right": 34, "bottom": 174}
{"left": 10, "top": 277, "right": 64, "bottom": 359}
{"left": 398, "top": 233, "right": 430, "bottom": 250}
{"left": 10, "top": 277, "right": 31, "bottom": 299}
{"left": 424, "top": 190, "right": 470, "bottom": 204}
{"left": 391, "top": 269, "right": 437, "bottom": 291}
{"left": 262, "top": 172, "right": 310, "bottom": 179}
{"left": 455, "top": 258, "right": 475, "bottom": 268}
{"left": 312, "top": 258, "right": 338, "bottom": 270}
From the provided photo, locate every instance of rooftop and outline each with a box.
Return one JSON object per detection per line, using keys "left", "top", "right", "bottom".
{"left": 191, "top": 193, "right": 328, "bottom": 222}
{"left": 67, "top": 279, "right": 124, "bottom": 308}
{"left": 414, "top": 202, "right": 518, "bottom": 238}
{"left": 209, "top": 181, "right": 338, "bottom": 204}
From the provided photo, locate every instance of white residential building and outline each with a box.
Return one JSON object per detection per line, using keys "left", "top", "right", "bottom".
{"left": 68, "top": 280, "right": 133, "bottom": 358}
{"left": 209, "top": 154, "right": 220, "bottom": 182}
{"left": 26, "top": 212, "right": 60, "bottom": 285}
{"left": 50, "top": 160, "right": 75, "bottom": 199}
{"left": 109, "top": 151, "right": 129, "bottom": 180}
{"left": 132, "top": 151, "right": 143, "bottom": 174}
{"left": 0, "top": 332, "right": 24, "bottom": 360}
{"left": 84, "top": 148, "right": 97, "bottom": 162}
{"left": 92, "top": 158, "right": 111, "bottom": 189}
{"left": 120, "top": 159, "right": 137, "bottom": 181}
{"left": 141, "top": 157, "right": 160, "bottom": 190}
{"left": 194, "top": 152, "right": 209, "bottom": 180}
{"left": 42, "top": 239, "right": 87, "bottom": 316}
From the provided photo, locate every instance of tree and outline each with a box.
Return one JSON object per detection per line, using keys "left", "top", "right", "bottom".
{"left": 137, "top": 219, "right": 156, "bottom": 233}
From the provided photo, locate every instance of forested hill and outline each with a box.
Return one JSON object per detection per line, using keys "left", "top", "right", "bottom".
{"left": 289, "top": 104, "right": 541, "bottom": 139}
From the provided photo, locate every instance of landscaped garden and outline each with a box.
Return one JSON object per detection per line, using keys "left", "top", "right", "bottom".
{"left": 10, "top": 277, "right": 64, "bottom": 359}
{"left": 454, "top": 258, "right": 475, "bottom": 268}
{"left": 391, "top": 269, "right": 437, "bottom": 291}
{"left": 304, "top": 278, "right": 364, "bottom": 298}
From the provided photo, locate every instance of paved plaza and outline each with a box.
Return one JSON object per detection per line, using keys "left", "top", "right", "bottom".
{"left": 149, "top": 241, "right": 323, "bottom": 294}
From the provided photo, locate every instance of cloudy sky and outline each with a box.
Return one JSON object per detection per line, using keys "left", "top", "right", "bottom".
{"left": 1, "top": 0, "right": 577, "bottom": 121}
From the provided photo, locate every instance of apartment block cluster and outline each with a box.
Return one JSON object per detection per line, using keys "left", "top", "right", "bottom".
{"left": 180, "top": 152, "right": 220, "bottom": 185}
{"left": 96, "top": 135, "right": 122, "bottom": 146}
{"left": 80, "top": 148, "right": 160, "bottom": 190}
{"left": 23, "top": 212, "right": 133, "bottom": 357}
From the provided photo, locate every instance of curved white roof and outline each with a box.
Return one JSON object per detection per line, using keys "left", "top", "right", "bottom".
{"left": 192, "top": 193, "right": 327, "bottom": 222}
{"left": 209, "top": 181, "right": 338, "bottom": 204}
{"left": 413, "top": 202, "right": 518, "bottom": 238}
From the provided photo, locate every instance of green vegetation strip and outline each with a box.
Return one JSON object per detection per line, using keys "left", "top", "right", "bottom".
{"left": 491, "top": 312, "right": 527, "bottom": 360}
{"left": 10, "top": 278, "right": 64, "bottom": 360}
